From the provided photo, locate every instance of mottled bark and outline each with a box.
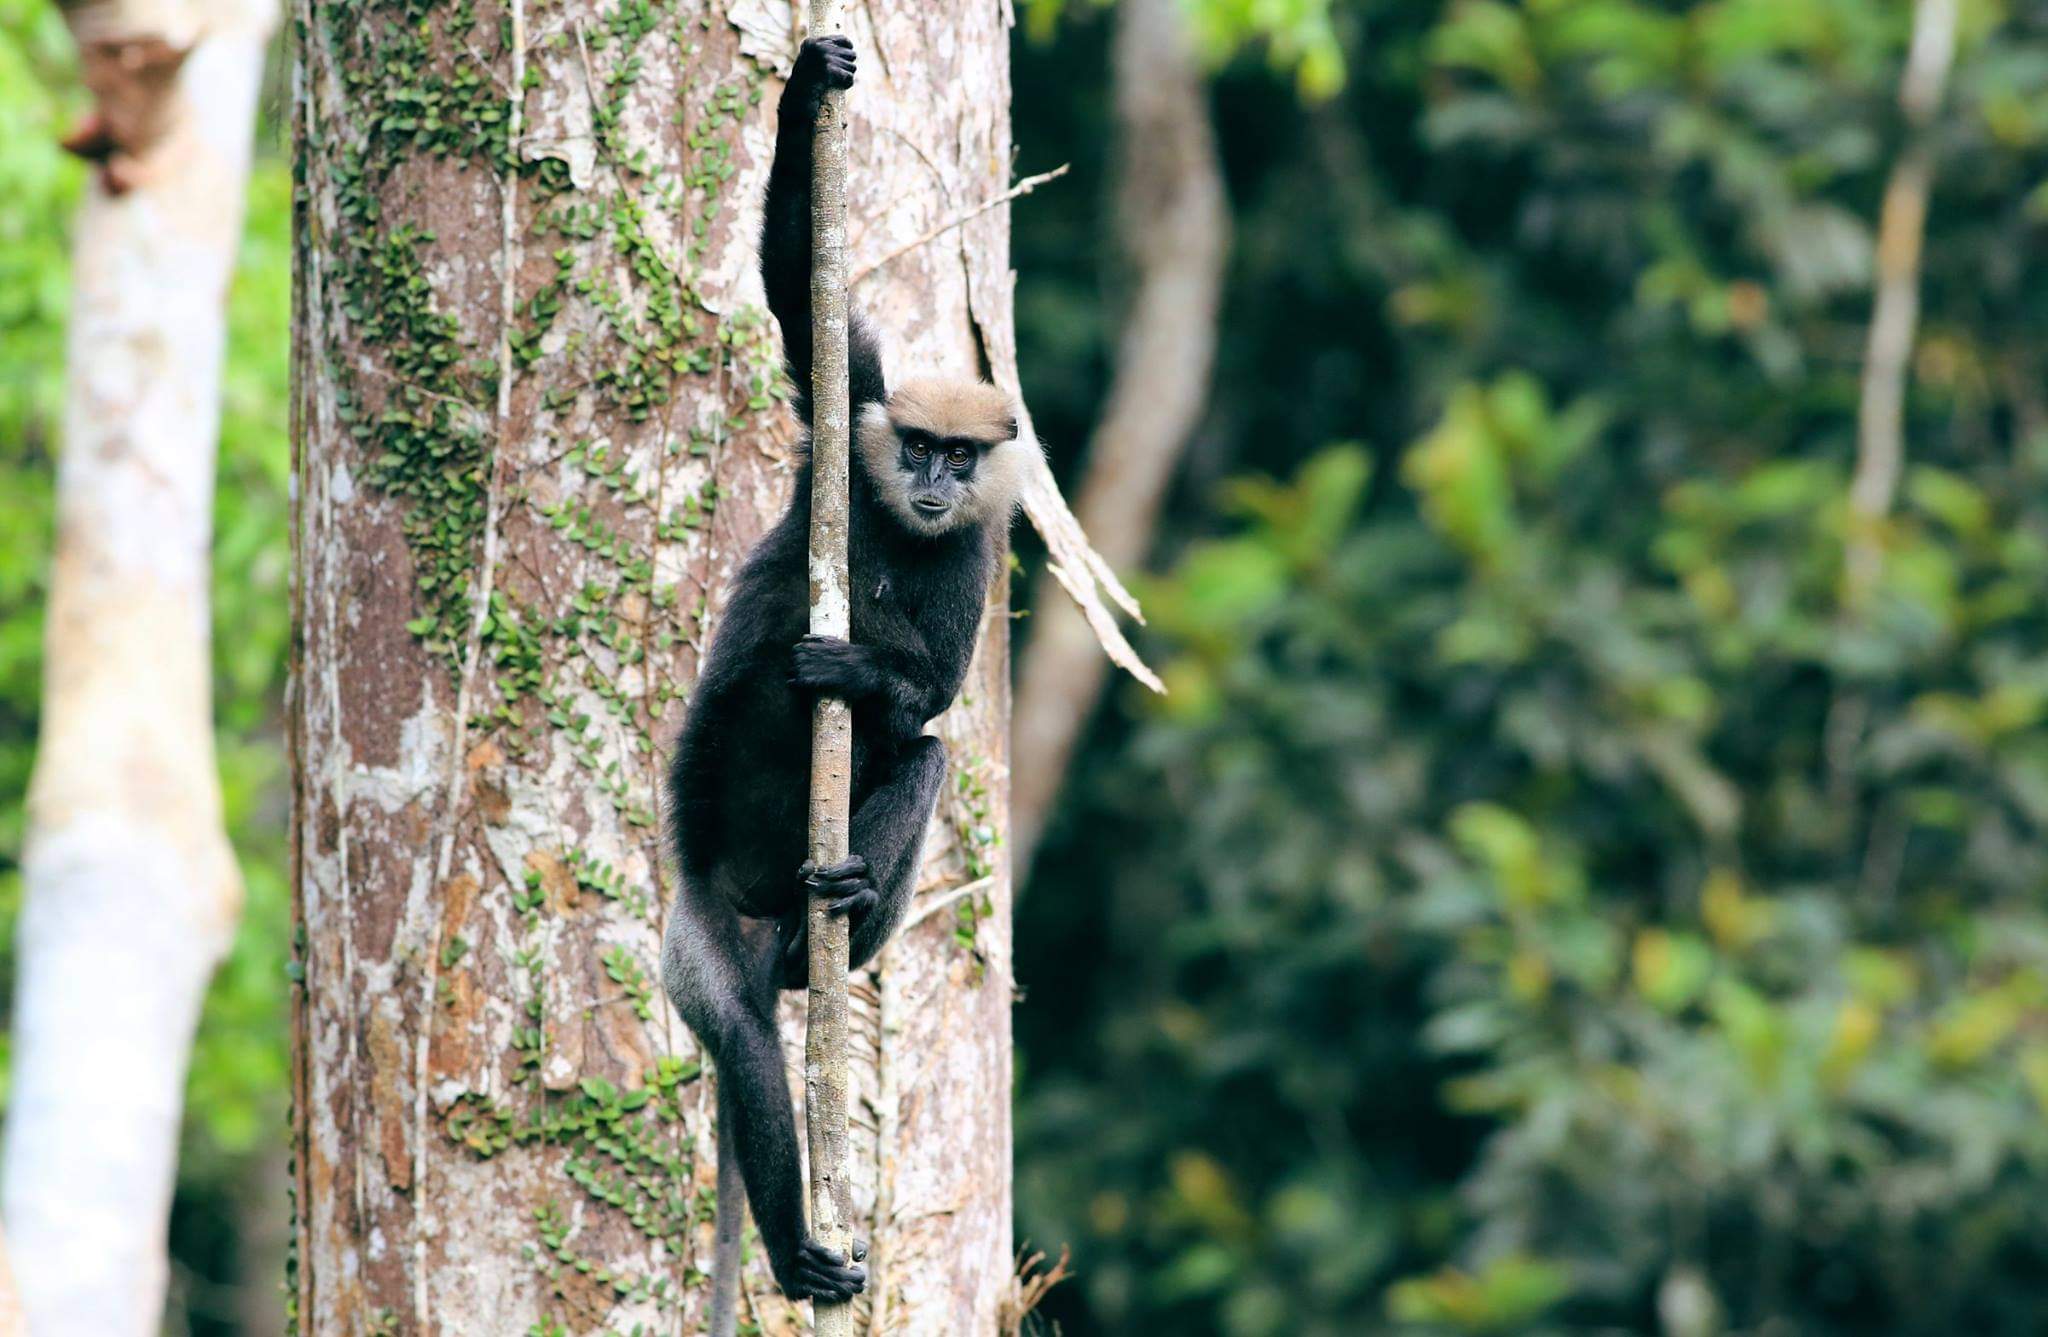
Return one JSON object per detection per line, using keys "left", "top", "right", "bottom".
{"left": 290, "top": 1, "right": 1016, "bottom": 1331}
{"left": 3, "top": 1, "right": 270, "bottom": 1332}
{"left": 1011, "top": 0, "right": 1223, "bottom": 877}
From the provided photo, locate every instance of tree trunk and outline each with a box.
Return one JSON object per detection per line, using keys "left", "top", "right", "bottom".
{"left": 4, "top": 1, "right": 270, "bottom": 1332}
{"left": 0, "top": 1222, "right": 22, "bottom": 1337}
{"left": 1010, "top": 0, "right": 1225, "bottom": 879}
{"left": 289, "top": 2, "right": 1016, "bottom": 1332}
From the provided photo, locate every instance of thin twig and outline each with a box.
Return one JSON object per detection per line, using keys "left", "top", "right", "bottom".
{"left": 850, "top": 164, "right": 1069, "bottom": 286}
{"left": 895, "top": 875, "right": 994, "bottom": 938}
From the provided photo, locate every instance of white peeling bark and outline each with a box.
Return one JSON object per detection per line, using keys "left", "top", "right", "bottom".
{"left": 3, "top": 1, "right": 272, "bottom": 1332}
{"left": 1011, "top": 0, "right": 1223, "bottom": 877}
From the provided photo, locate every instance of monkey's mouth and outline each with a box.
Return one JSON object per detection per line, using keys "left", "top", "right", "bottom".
{"left": 910, "top": 496, "right": 949, "bottom": 515}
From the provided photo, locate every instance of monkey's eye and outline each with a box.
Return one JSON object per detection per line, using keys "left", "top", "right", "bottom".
{"left": 905, "top": 438, "right": 930, "bottom": 462}
{"left": 946, "top": 446, "right": 971, "bottom": 470}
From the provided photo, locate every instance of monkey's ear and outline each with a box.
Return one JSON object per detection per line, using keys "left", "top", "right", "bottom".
{"left": 1000, "top": 412, "right": 1019, "bottom": 443}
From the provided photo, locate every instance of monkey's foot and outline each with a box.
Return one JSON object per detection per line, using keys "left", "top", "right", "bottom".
{"left": 788, "top": 1237, "right": 867, "bottom": 1303}
{"left": 799, "top": 857, "right": 878, "bottom": 919}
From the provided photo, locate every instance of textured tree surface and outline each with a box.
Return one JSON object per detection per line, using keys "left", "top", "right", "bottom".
{"left": 289, "top": 1, "right": 1016, "bottom": 1330}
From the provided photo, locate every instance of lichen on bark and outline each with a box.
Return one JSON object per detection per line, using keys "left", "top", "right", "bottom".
{"left": 291, "top": 1, "right": 1019, "bottom": 1330}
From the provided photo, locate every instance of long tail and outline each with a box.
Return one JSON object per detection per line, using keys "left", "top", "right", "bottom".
{"left": 709, "top": 1079, "right": 745, "bottom": 1337}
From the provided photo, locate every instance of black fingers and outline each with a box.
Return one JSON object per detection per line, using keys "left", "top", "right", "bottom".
{"left": 790, "top": 1237, "right": 868, "bottom": 1302}
{"left": 799, "top": 857, "right": 877, "bottom": 918}
{"left": 791, "top": 634, "right": 853, "bottom": 675}
{"left": 799, "top": 855, "right": 870, "bottom": 883}
{"left": 796, "top": 35, "right": 857, "bottom": 93}
{"left": 824, "top": 885, "right": 879, "bottom": 920}
{"left": 790, "top": 634, "right": 879, "bottom": 697}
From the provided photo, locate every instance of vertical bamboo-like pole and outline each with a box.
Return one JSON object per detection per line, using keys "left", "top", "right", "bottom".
{"left": 802, "top": 1, "right": 856, "bottom": 1332}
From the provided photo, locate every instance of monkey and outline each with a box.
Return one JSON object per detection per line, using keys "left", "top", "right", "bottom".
{"left": 659, "top": 33, "right": 1027, "bottom": 1327}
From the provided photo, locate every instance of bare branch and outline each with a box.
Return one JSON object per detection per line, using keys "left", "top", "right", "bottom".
{"left": 895, "top": 875, "right": 996, "bottom": 939}
{"left": 850, "top": 163, "right": 1070, "bottom": 287}
{"left": 415, "top": 0, "right": 524, "bottom": 1326}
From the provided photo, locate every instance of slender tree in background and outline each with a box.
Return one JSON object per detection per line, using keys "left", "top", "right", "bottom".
{"left": 4, "top": 0, "right": 272, "bottom": 1331}
{"left": 1848, "top": 0, "right": 1958, "bottom": 597}
{"left": 291, "top": 1, "right": 1035, "bottom": 1328}
{"left": 1011, "top": 0, "right": 1224, "bottom": 877}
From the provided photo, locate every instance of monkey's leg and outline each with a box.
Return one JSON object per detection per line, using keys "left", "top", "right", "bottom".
{"left": 779, "top": 735, "right": 948, "bottom": 980}
{"left": 664, "top": 894, "right": 866, "bottom": 1304}
{"left": 713, "top": 1001, "right": 867, "bottom": 1301}
{"left": 848, "top": 735, "right": 947, "bottom": 967}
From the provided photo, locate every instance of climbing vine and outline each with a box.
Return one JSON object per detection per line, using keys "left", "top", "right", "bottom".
{"left": 297, "top": 1, "right": 1012, "bottom": 1326}
{"left": 302, "top": 0, "right": 790, "bottom": 1324}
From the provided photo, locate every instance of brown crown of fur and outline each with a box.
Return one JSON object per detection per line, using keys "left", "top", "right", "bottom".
{"left": 885, "top": 377, "right": 1017, "bottom": 443}
{"left": 855, "top": 377, "right": 1029, "bottom": 535}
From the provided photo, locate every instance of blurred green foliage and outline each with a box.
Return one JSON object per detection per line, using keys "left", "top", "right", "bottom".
{"left": 1021, "top": 0, "right": 1345, "bottom": 96}
{"left": 1015, "top": 2, "right": 2048, "bottom": 1335}
{"left": 0, "top": 1, "right": 294, "bottom": 1322}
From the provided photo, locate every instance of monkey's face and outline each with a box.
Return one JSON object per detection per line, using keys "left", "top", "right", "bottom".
{"left": 857, "top": 378, "right": 1026, "bottom": 537}
{"left": 892, "top": 428, "right": 990, "bottom": 532}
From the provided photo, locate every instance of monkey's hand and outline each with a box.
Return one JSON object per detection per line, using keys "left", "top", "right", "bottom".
{"left": 782, "top": 1237, "right": 867, "bottom": 1303}
{"left": 791, "top": 634, "right": 884, "bottom": 700}
{"left": 778, "top": 859, "right": 879, "bottom": 986}
{"left": 800, "top": 856, "right": 879, "bottom": 921}
{"left": 791, "top": 34, "right": 857, "bottom": 105}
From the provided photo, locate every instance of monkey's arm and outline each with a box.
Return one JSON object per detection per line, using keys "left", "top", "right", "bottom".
{"left": 792, "top": 577, "right": 982, "bottom": 742}
{"left": 761, "top": 36, "right": 886, "bottom": 424}
{"left": 780, "top": 734, "right": 948, "bottom": 983}
{"left": 791, "top": 635, "right": 953, "bottom": 742}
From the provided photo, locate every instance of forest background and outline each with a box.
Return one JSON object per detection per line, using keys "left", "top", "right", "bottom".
{"left": 4, "top": 0, "right": 2048, "bottom": 1333}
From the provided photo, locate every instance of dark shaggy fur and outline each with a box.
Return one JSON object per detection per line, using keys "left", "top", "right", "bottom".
{"left": 659, "top": 33, "right": 1023, "bottom": 1325}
